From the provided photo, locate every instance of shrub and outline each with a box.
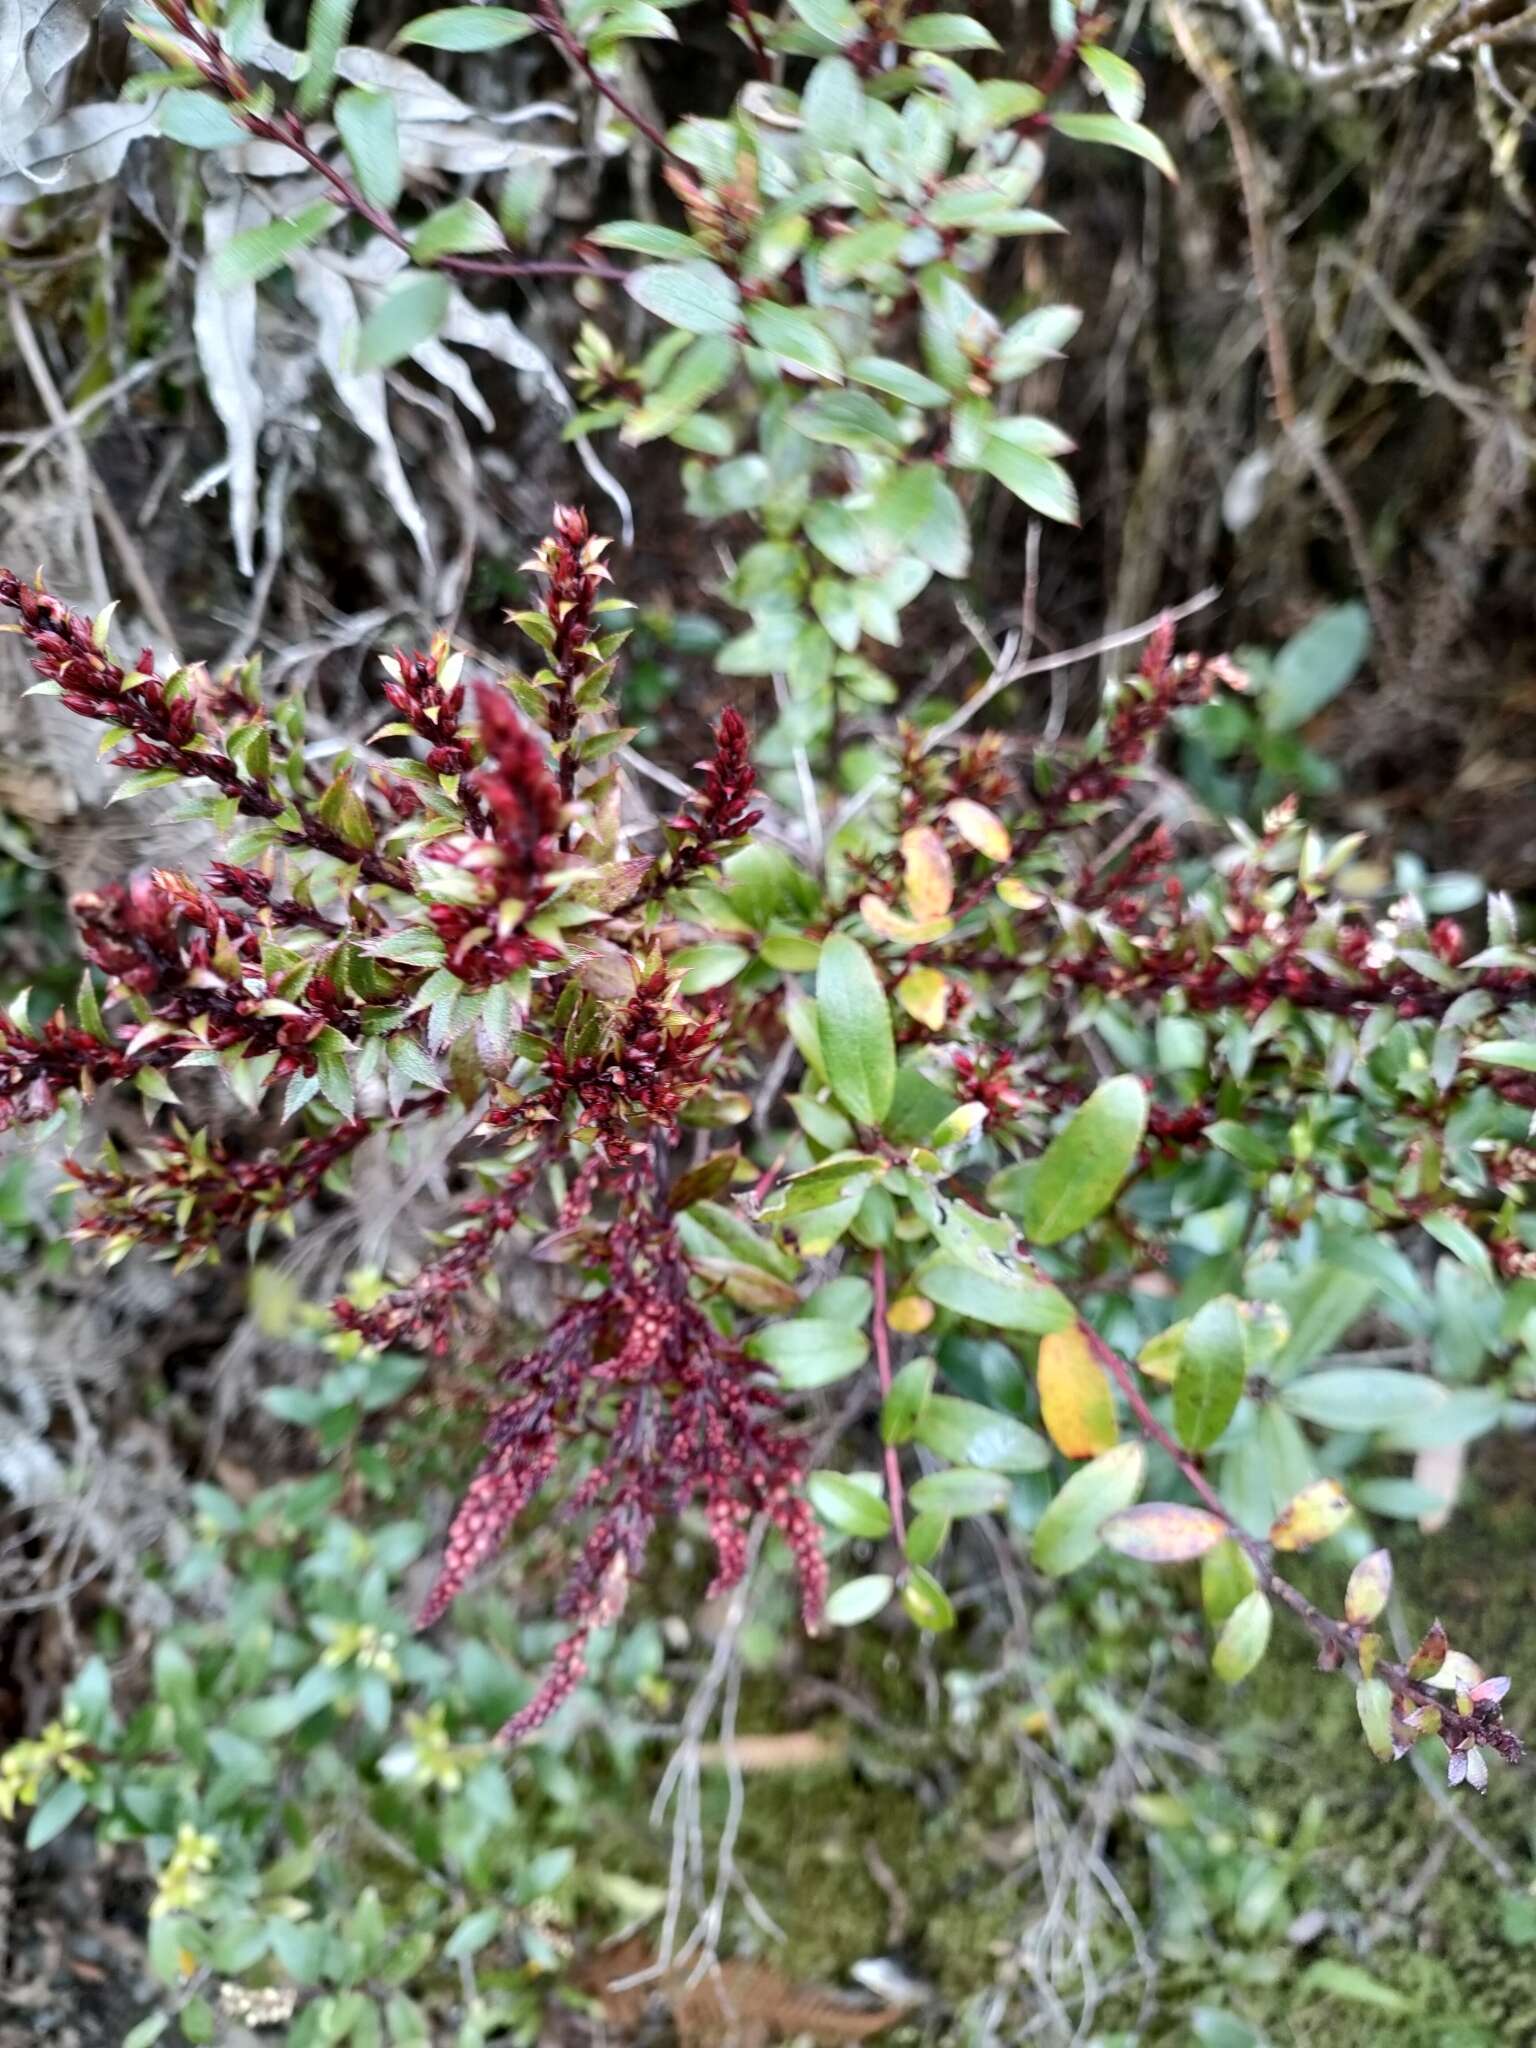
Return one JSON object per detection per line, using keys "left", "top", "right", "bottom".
{"left": 4, "top": 0, "right": 1535, "bottom": 2037}
{"left": 4, "top": 503, "right": 1533, "bottom": 1783}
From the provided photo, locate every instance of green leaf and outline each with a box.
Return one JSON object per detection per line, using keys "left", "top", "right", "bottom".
{"left": 745, "top": 302, "right": 842, "bottom": 382}
{"left": 1264, "top": 603, "right": 1370, "bottom": 731}
{"left": 1020, "top": 1074, "right": 1147, "bottom": 1245}
{"left": 25, "top": 1778, "right": 88, "bottom": 1848}
{"left": 918, "top": 1262, "right": 1073, "bottom": 1335}
{"left": 672, "top": 942, "right": 752, "bottom": 992}
{"left": 903, "top": 1511, "right": 949, "bottom": 1566}
{"left": 336, "top": 88, "right": 402, "bottom": 208}
{"left": 355, "top": 273, "right": 450, "bottom": 372}
{"left": 825, "top": 1573, "right": 894, "bottom": 1624}
{"left": 591, "top": 221, "right": 703, "bottom": 260}
{"left": 786, "top": 0, "right": 861, "bottom": 46}
{"left": 622, "top": 334, "right": 738, "bottom": 444}
{"left": 412, "top": 199, "right": 504, "bottom": 263}
{"left": 212, "top": 201, "right": 340, "bottom": 291}
{"left": 298, "top": 0, "right": 354, "bottom": 114}
{"left": 900, "top": 1564, "right": 955, "bottom": 1631}
{"left": 913, "top": 1393, "right": 1051, "bottom": 1471}
{"left": 745, "top": 1318, "right": 870, "bottom": 1389}
{"left": 1300, "top": 1961, "right": 1409, "bottom": 2014}
{"left": 881, "top": 1356, "right": 935, "bottom": 1444}
{"left": 443, "top": 1907, "right": 501, "bottom": 1960}
{"left": 907, "top": 1468, "right": 1010, "bottom": 1517}
{"left": 1356, "top": 1676, "right": 1395, "bottom": 1762}
{"left": 1052, "top": 111, "right": 1178, "bottom": 182}
{"left": 1030, "top": 1443, "right": 1145, "bottom": 1577}
{"left": 398, "top": 6, "right": 538, "bottom": 49}
{"left": 901, "top": 12, "right": 999, "bottom": 48}
{"left": 871, "top": 463, "right": 970, "bottom": 577}
{"left": 816, "top": 934, "right": 895, "bottom": 1128}
{"left": 978, "top": 437, "right": 1079, "bottom": 523}
{"left": 627, "top": 261, "right": 742, "bottom": 335}
{"left": 993, "top": 304, "right": 1081, "bottom": 379}
{"left": 1212, "top": 1589, "right": 1272, "bottom": 1683}
{"left": 1080, "top": 45, "right": 1145, "bottom": 121}
{"left": 818, "top": 218, "right": 908, "bottom": 285}
{"left": 1465, "top": 1038, "right": 1536, "bottom": 1073}
{"left": 1173, "top": 1295, "right": 1246, "bottom": 1452}
{"left": 848, "top": 356, "right": 950, "bottom": 407}
{"left": 159, "top": 91, "right": 248, "bottom": 148}
{"left": 807, "top": 1470, "right": 891, "bottom": 1538}
{"left": 1278, "top": 1368, "right": 1428, "bottom": 1433}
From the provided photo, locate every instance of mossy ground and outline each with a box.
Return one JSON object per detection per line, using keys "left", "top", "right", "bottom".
{"left": 620, "top": 1439, "right": 1536, "bottom": 2044}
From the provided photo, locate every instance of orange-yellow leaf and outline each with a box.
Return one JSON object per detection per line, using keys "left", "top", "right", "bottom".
{"left": 901, "top": 825, "right": 954, "bottom": 921}
{"left": 1037, "top": 1326, "right": 1119, "bottom": 1459}
{"left": 1268, "top": 1477, "right": 1352, "bottom": 1553}
{"left": 886, "top": 1293, "right": 934, "bottom": 1335}
{"left": 1100, "top": 1502, "right": 1226, "bottom": 1562}
{"left": 946, "top": 797, "right": 1011, "bottom": 862}
{"left": 896, "top": 965, "right": 948, "bottom": 1031}
{"left": 859, "top": 894, "right": 952, "bottom": 946}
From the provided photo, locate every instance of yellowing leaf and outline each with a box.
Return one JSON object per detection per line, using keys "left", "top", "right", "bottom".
{"left": 896, "top": 965, "right": 948, "bottom": 1030}
{"left": 1344, "top": 1547, "right": 1393, "bottom": 1626}
{"left": 901, "top": 825, "right": 955, "bottom": 920}
{"left": 858, "top": 894, "right": 953, "bottom": 946}
{"left": 1037, "top": 1326, "right": 1118, "bottom": 1458}
{"left": 886, "top": 1293, "right": 933, "bottom": 1335}
{"left": 1100, "top": 1502, "right": 1226, "bottom": 1562}
{"left": 1269, "top": 1477, "right": 1352, "bottom": 1553}
{"left": 946, "top": 797, "right": 1010, "bottom": 862}
{"left": 997, "top": 877, "right": 1044, "bottom": 910}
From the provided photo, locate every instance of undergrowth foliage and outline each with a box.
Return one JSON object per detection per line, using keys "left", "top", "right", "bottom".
{"left": 5, "top": 8, "right": 1536, "bottom": 2034}
{"left": 4, "top": 508, "right": 1535, "bottom": 1792}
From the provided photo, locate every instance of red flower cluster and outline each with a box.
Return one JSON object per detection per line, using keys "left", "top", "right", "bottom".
{"left": 418, "top": 1199, "right": 823, "bottom": 1740}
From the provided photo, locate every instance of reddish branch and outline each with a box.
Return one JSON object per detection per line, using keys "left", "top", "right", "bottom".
{"left": 0, "top": 569, "right": 412, "bottom": 892}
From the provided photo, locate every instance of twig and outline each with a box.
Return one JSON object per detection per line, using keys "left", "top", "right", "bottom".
{"left": 869, "top": 1252, "right": 908, "bottom": 1552}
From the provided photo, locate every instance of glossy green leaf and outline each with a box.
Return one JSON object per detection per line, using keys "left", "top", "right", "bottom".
{"left": 1173, "top": 1295, "right": 1247, "bottom": 1452}
{"left": 1030, "top": 1443, "right": 1145, "bottom": 1577}
{"left": 397, "top": 7, "right": 538, "bottom": 49}
{"left": 815, "top": 934, "right": 895, "bottom": 1128}
{"left": 1212, "top": 1589, "right": 1272, "bottom": 1683}
{"left": 907, "top": 1467, "right": 1010, "bottom": 1517}
{"left": 900, "top": 11, "right": 999, "bottom": 48}
{"left": 881, "top": 1356, "right": 935, "bottom": 1444}
{"left": 745, "top": 1318, "right": 869, "bottom": 1389}
{"left": 412, "top": 199, "right": 504, "bottom": 263}
{"left": 914, "top": 1393, "right": 1051, "bottom": 1472}
{"left": 807, "top": 1470, "right": 891, "bottom": 1538}
{"left": 212, "top": 202, "right": 340, "bottom": 292}
{"left": 901, "top": 1564, "right": 956, "bottom": 1631}
{"left": 1278, "top": 1368, "right": 1427, "bottom": 1433}
{"left": 627, "top": 261, "right": 742, "bottom": 335}
{"left": 355, "top": 274, "right": 450, "bottom": 372}
{"left": 825, "top": 1573, "right": 894, "bottom": 1624}
{"left": 335, "top": 88, "right": 401, "bottom": 208}
{"left": 745, "top": 302, "right": 842, "bottom": 381}
{"left": 1020, "top": 1075, "right": 1147, "bottom": 1245}
{"left": 1264, "top": 603, "right": 1370, "bottom": 732}
{"left": 1052, "top": 110, "right": 1177, "bottom": 182}
{"left": 917, "top": 1263, "right": 1074, "bottom": 1334}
